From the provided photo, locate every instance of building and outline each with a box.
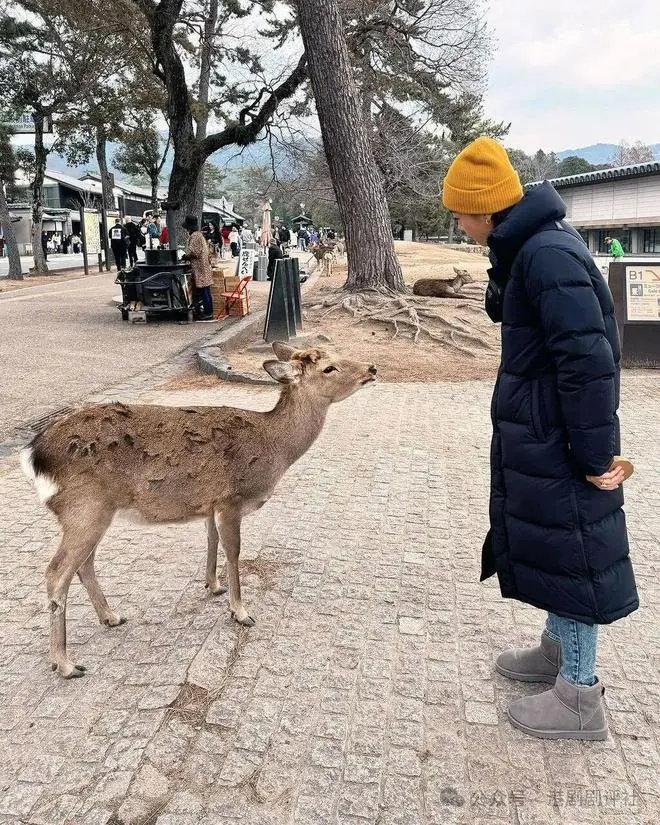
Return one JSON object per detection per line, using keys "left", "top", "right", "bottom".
{"left": 528, "top": 162, "right": 660, "bottom": 257}
{"left": 6, "top": 169, "right": 244, "bottom": 254}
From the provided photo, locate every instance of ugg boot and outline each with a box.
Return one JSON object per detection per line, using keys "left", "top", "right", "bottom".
{"left": 495, "top": 631, "right": 560, "bottom": 683}
{"left": 507, "top": 673, "right": 608, "bottom": 740}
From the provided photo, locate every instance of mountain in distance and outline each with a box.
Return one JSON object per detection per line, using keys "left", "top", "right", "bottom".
{"left": 557, "top": 143, "right": 660, "bottom": 164}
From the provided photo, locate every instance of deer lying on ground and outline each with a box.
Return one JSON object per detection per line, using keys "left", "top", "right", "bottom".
{"left": 21, "top": 343, "right": 377, "bottom": 678}
{"left": 412, "top": 267, "right": 474, "bottom": 297}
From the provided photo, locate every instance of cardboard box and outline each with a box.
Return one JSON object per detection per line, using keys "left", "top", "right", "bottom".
{"left": 227, "top": 295, "right": 249, "bottom": 317}
{"left": 223, "top": 276, "right": 240, "bottom": 292}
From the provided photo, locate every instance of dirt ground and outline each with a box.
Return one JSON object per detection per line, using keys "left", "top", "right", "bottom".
{"left": 224, "top": 242, "right": 500, "bottom": 383}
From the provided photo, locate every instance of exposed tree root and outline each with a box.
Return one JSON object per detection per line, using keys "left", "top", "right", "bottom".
{"left": 303, "top": 284, "right": 498, "bottom": 357}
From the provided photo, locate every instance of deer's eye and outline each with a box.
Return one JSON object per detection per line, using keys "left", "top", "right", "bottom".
{"left": 323, "top": 365, "right": 338, "bottom": 374}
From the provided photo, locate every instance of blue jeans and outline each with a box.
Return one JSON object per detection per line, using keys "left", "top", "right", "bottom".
{"left": 545, "top": 613, "right": 598, "bottom": 686}
{"left": 195, "top": 286, "right": 213, "bottom": 318}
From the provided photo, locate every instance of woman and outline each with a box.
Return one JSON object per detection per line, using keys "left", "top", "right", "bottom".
{"left": 182, "top": 215, "right": 214, "bottom": 321}
{"left": 442, "top": 138, "right": 638, "bottom": 740}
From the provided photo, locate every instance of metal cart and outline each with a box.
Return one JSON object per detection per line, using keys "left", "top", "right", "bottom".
{"left": 115, "top": 249, "right": 196, "bottom": 322}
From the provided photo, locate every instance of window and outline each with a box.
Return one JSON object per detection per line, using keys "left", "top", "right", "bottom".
{"left": 598, "top": 230, "right": 631, "bottom": 254}
{"left": 643, "top": 228, "right": 660, "bottom": 254}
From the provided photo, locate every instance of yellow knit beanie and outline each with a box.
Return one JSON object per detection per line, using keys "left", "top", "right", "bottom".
{"left": 442, "top": 137, "right": 523, "bottom": 215}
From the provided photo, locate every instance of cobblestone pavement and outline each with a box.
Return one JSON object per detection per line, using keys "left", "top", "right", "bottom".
{"left": 0, "top": 371, "right": 658, "bottom": 825}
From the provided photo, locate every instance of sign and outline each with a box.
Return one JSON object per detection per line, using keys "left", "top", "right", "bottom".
{"left": 238, "top": 247, "right": 255, "bottom": 280}
{"left": 83, "top": 209, "right": 101, "bottom": 254}
{"left": 0, "top": 112, "right": 53, "bottom": 134}
{"left": 625, "top": 266, "right": 660, "bottom": 322}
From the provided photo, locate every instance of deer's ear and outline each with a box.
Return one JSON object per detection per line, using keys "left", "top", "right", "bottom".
{"left": 263, "top": 360, "right": 301, "bottom": 384}
{"left": 272, "top": 342, "right": 297, "bottom": 362}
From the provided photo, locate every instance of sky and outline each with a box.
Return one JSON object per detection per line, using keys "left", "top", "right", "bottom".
{"left": 483, "top": 0, "right": 660, "bottom": 153}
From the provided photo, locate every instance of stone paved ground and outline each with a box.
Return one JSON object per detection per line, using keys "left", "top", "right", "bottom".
{"left": 0, "top": 371, "right": 658, "bottom": 825}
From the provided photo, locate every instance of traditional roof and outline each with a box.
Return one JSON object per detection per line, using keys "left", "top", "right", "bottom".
{"left": 527, "top": 162, "right": 660, "bottom": 190}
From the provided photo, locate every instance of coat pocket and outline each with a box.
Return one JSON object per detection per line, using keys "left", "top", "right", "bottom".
{"left": 530, "top": 380, "right": 547, "bottom": 441}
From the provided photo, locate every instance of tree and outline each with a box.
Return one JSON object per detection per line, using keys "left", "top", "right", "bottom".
{"left": 0, "top": 4, "right": 138, "bottom": 271}
{"left": 113, "top": 120, "right": 169, "bottom": 212}
{"left": 202, "top": 162, "right": 226, "bottom": 201}
{"left": 609, "top": 140, "right": 655, "bottom": 166}
{"left": 556, "top": 155, "right": 594, "bottom": 177}
{"left": 131, "top": 0, "right": 308, "bottom": 242}
{"left": 0, "top": 126, "right": 24, "bottom": 280}
{"left": 296, "top": 0, "right": 404, "bottom": 292}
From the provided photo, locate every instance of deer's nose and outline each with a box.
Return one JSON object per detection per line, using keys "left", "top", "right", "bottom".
{"left": 368, "top": 365, "right": 377, "bottom": 375}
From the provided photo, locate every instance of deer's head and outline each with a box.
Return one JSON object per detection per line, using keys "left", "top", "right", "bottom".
{"left": 263, "top": 342, "right": 377, "bottom": 403}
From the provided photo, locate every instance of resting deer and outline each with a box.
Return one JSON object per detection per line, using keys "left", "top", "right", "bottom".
{"left": 21, "top": 343, "right": 377, "bottom": 678}
{"left": 412, "top": 267, "right": 474, "bottom": 297}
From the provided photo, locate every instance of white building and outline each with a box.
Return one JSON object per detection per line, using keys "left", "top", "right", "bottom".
{"left": 529, "top": 162, "right": 660, "bottom": 257}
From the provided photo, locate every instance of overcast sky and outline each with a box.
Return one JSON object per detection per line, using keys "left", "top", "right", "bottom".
{"left": 483, "top": 0, "right": 660, "bottom": 153}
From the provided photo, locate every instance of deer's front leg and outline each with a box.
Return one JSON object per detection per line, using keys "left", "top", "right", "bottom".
{"left": 205, "top": 515, "right": 227, "bottom": 595}
{"left": 217, "top": 508, "right": 254, "bottom": 627}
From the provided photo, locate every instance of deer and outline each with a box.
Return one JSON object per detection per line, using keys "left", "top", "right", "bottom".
{"left": 412, "top": 267, "right": 474, "bottom": 297}
{"left": 21, "top": 343, "right": 378, "bottom": 678}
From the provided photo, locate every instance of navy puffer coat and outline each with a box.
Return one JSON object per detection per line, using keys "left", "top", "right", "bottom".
{"left": 481, "top": 182, "right": 638, "bottom": 625}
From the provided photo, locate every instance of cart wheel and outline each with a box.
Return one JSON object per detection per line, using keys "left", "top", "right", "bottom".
{"left": 187, "top": 310, "right": 194, "bottom": 323}
{"left": 121, "top": 309, "right": 128, "bottom": 321}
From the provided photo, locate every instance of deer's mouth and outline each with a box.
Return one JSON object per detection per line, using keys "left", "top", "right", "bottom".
{"left": 361, "top": 376, "right": 377, "bottom": 386}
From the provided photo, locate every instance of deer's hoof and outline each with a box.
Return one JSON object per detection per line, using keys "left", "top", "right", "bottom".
{"left": 231, "top": 611, "right": 255, "bottom": 627}
{"left": 206, "top": 582, "right": 228, "bottom": 596}
{"left": 103, "top": 614, "right": 127, "bottom": 627}
{"left": 54, "top": 661, "right": 87, "bottom": 678}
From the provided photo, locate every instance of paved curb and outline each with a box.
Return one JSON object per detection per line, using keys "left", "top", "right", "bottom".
{"left": 196, "top": 268, "right": 321, "bottom": 386}
{"left": 196, "top": 311, "right": 277, "bottom": 386}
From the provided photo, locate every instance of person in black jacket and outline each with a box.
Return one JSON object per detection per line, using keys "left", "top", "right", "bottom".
{"left": 442, "top": 137, "right": 638, "bottom": 740}
{"left": 108, "top": 219, "right": 128, "bottom": 270}
{"left": 123, "top": 217, "right": 140, "bottom": 268}
{"left": 266, "top": 237, "right": 284, "bottom": 280}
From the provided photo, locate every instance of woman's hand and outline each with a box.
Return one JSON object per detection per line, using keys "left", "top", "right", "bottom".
{"left": 586, "top": 466, "right": 625, "bottom": 491}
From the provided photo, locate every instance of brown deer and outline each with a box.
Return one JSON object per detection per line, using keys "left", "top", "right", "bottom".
{"left": 21, "top": 343, "right": 377, "bottom": 678}
{"left": 412, "top": 267, "right": 474, "bottom": 297}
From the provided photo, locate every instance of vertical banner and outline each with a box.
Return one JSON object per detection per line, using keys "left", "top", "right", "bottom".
{"left": 238, "top": 247, "right": 255, "bottom": 281}
{"left": 83, "top": 209, "right": 101, "bottom": 254}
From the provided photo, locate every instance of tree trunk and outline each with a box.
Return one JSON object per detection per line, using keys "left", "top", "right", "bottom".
{"left": 95, "top": 128, "right": 113, "bottom": 270}
{"left": 30, "top": 112, "right": 48, "bottom": 273}
{"left": 193, "top": 0, "right": 219, "bottom": 217}
{"left": 150, "top": 173, "right": 160, "bottom": 213}
{"left": 447, "top": 216, "right": 455, "bottom": 244}
{"left": 0, "top": 186, "right": 23, "bottom": 280}
{"left": 296, "top": 0, "right": 404, "bottom": 292}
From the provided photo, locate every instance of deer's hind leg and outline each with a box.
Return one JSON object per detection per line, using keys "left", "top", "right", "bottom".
{"left": 205, "top": 515, "right": 227, "bottom": 596}
{"left": 77, "top": 549, "right": 126, "bottom": 627}
{"left": 46, "top": 503, "right": 113, "bottom": 678}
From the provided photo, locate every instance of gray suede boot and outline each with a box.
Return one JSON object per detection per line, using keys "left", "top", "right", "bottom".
{"left": 507, "top": 673, "right": 608, "bottom": 740}
{"left": 495, "top": 631, "right": 560, "bottom": 683}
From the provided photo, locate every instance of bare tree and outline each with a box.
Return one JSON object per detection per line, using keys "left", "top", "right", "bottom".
{"left": 609, "top": 140, "right": 655, "bottom": 166}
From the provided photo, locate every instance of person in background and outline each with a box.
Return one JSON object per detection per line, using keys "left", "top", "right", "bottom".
{"left": 108, "top": 218, "right": 128, "bottom": 270}
{"left": 160, "top": 224, "right": 169, "bottom": 247}
{"left": 181, "top": 214, "right": 214, "bottom": 321}
{"left": 278, "top": 223, "right": 291, "bottom": 251}
{"left": 0, "top": 236, "right": 4, "bottom": 258}
{"left": 442, "top": 136, "right": 638, "bottom": 741}
{"left": 229, "top": 225, "right": 240, "bottom": 257}
{"left": 266, "top": 236, "right": 284, "bottom": 281}
{"left": 308, "top": 227, "right": 319, "bottom": 244}
{"left": 124, "top": 217, "right": 140, "bottom": 268}
{"left": 604, "top": 236, "right": 624, "bottom": 262}
{"left": 70, "top": 233, "right": 82, "bottom": 254}
{"left": 41, "top": 231, "right": 49, "bottom": 260}
{"left": 298, "top": 227, "right": 308, "bottom": 251}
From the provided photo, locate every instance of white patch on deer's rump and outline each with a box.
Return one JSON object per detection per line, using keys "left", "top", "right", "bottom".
{"left": 20, "top": 447, "right": 59, "bottom": 503}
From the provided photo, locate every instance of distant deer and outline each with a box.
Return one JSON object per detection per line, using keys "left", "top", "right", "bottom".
{"left": 412, "top": 267, "right": 474, "bottom": 297}
{"left": 21, "top": 343, "right": 377, "bottom": 678}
